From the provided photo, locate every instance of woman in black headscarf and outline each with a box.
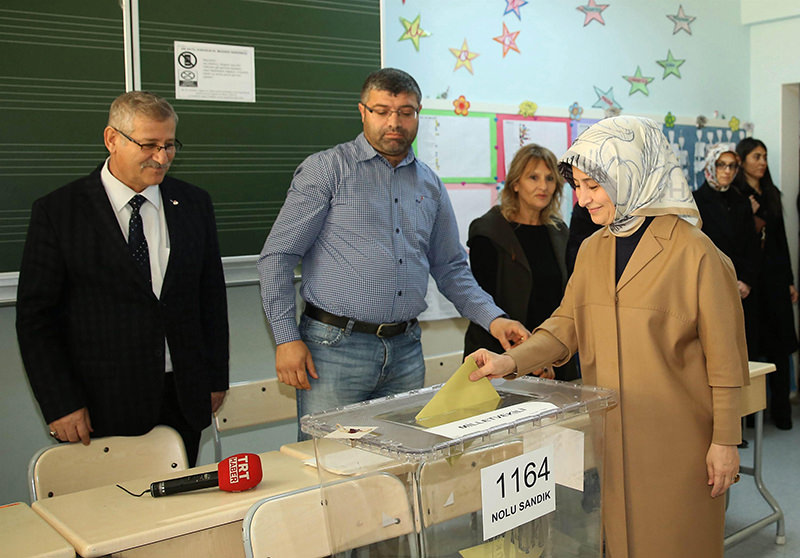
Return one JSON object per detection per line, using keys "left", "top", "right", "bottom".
{"left": 733, "top": 137, "right": 798, "bottom": 430}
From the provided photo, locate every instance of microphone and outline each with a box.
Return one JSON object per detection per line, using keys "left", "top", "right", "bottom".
{"left": 149, "top": 453, "right": 263, "bottom": 497}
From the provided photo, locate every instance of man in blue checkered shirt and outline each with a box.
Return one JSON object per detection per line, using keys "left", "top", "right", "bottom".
{"left": 258, "top": 68, "right": 527, "bottom": 434}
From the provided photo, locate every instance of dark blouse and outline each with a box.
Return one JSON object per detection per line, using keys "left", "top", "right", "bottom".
{"left": 615, "top": 217, "right": 654, "bottom": 284}
{"left": 470, "top": 223, "right": 563, "bottom": 330}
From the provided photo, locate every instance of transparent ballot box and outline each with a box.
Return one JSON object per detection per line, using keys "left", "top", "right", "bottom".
{"left": 301, "top": 377, "right": 617, "bottom": 557}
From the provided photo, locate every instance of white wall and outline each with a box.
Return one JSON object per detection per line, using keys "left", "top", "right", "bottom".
{"left": 747, "top": 9, "right": 800, "bottom": 295}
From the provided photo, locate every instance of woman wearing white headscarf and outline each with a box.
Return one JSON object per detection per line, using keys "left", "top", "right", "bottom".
{"left": 468, "top": 116, "right": 749, "bottom": 558}
{"left": 693, "top": 145, "right": 759, "bottom": 356}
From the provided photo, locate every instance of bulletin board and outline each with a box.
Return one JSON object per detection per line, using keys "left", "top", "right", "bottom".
{"left": 414, "top": 110, "right": 497, "bottom": 183}
{"left": 497, "top": 115, "right": 571, "bottom": 182}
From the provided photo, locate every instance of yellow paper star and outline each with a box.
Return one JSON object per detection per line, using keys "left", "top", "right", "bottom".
{"left": 398, "top": 14, "right": 430, "bottom": 52}
{"left": 449, "top": 39, "right": 480, "bottom": 74}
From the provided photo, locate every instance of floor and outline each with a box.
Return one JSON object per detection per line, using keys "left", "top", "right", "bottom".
{"left": 724, "top": 401, "right": 800, "bottom": 557}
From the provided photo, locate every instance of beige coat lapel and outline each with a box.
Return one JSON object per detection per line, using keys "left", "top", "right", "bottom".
{"left": 615, "top": 215, "right": 678, "bottom": 292}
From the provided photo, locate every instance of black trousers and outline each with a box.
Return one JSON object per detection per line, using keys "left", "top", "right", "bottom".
{"left": 159, "top": 372, "right": 202, "bottom": 467}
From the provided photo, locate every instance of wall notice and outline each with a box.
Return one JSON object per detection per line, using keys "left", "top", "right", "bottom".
{"left": 174, "top": 41, "right": 255, "bottom": 103}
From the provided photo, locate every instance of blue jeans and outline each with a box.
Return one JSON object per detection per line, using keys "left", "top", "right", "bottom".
{"left": 296, "top": 314, "right": 425, "bottom": 440}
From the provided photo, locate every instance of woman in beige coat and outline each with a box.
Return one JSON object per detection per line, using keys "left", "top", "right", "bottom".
{"left": 469, "top": 116, "right": 749, "bottom": 558}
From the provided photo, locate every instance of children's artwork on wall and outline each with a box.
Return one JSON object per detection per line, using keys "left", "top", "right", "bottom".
{"left": 569, "top": 102, "right": 584, "bottom": 120}
{"left": 664, "top": 111, "right": 676, "bottom": 127}
{"left": 503, "top": 0, "right": 528, "bottom": 20}
{"left": 623, "top": 66, "right": 654, "bottom": 96}
{"left": 664, "top": 124, "right": 747, "bottom": 190}
{"left": 415, "top": 109, "right": 496, "bottom": 182}
{"left": 729, "top": 116, "right": 740, "bottom": 131}
{"left": 667, "top": 5, "right": 695, "bottom": 35}
{"left": 493, "top": 22, "right": 521, "bottom": 57}
{"left": 450, "top": 39, "right": 480, "bottom": 74}
{"left": 657, "top": 50, "right": 685, "bottom": 79}
{"left": 571, "top": 118, "right": 600, "bottom": 143}
{"left": 577, "top": 0, "right": 609, "bottom": 26}
{"left": 518, "top": 101, "right": 537, "bottom": 116}
{"left": 453, "top": 95, "right": 470, "bottom": 115}
{"left": 496, "top": 115, "right": 571, "bottom": 183}
{"left": 398, "top": 14, "right": 430, "bottom": 51}
{"left": 592, "top": 86, "right": 622, "bottom": 111}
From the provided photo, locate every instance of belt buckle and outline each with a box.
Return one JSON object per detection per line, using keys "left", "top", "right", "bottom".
{"left": 376, "top": 322, "right": 399, "bottom": 338}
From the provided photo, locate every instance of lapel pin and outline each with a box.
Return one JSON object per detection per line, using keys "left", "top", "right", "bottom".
{"left": 171, "top": 199, "right": 179, "bottom": 205}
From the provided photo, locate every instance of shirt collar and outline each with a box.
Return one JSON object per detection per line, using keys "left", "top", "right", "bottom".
{"left": 101, "top": 158, "right": 161, "bottom": 212}
{"left": 354, "top": 132, "right": 416, "bottom": 168}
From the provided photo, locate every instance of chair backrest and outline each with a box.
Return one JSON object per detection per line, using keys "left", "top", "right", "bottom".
{"left": 28, "top": 425, "right": 188, "bottom": 502}
{"left": 424, "top": 350, "right": 462, "bottom": 387}
{"left": 212, "top": 378, "right": 296, "bottom": 461}
{"left": 242, "top": 472, "right": 414, "bottom": 558}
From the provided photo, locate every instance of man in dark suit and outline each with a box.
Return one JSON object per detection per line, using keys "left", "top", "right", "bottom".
{"left": 16, "top": 91, "right": 229, "bottom": 466}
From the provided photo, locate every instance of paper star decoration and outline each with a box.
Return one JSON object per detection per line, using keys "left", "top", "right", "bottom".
{"left": 504, "top": 0, "right": 528, "bottom": 20}
{"left": 623, "top": 66, "right": 655, "bottom": 96}
{"left": 657, "top": 50, "right": 685, "bottom": 79}
{"left": 577, "top": 0, "right": 609, "bottom": 26}
{"left": 592, "top": 86, "right": 622, "bottom": 110}
{"left": 398, "top": 14, "right": 430, "bottom": 51}
{"left": 667, "top": 5, "right": 696, "bottom": 35}
{"left": 493, "top": 23, "right": 521, "bottom": 57}
{"left": 449, "top": 39, "right": 480, "bottom": 74}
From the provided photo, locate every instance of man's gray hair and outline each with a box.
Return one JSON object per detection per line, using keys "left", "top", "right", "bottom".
{"left": 107, "top": 91, "right": 178, "bottom": 133}
{"left": 360, "top": 68, "right": 421, "bottom": 105}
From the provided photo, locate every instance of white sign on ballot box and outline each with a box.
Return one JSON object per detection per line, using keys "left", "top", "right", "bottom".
{"left": 480, "top": 445, "right": 556, "bottom": 540}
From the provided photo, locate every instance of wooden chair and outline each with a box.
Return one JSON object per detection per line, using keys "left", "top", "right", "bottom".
{"left": 242, "top": 472, "right": 416, "bottom": 558}
{"left": 28, "top": 425, "right": 188, "bottom": 502}
{"left": 211, "top": 378, "right": 296, "bottom": 461}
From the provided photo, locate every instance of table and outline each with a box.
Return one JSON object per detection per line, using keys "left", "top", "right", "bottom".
{"left": 724, "top": 361, "right": 785, "bottom": 547}
{"left": 0, "top": 501, "right": 74, "bottom": 558}
{"left": 31, "top": 451, "right": 319, "bottom": 558}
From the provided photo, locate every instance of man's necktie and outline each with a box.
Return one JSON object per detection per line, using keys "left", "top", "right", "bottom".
{"left": 128, "top": 194, "right": 151, "bottom": 283}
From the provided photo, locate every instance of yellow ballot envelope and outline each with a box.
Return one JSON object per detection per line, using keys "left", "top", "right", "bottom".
{"left": 415, "top": 357, "right": 501, "bottom": 428}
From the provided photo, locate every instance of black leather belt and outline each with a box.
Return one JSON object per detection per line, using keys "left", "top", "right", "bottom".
{"left": 304, "top": 303, "right": 416, "bottom": 338}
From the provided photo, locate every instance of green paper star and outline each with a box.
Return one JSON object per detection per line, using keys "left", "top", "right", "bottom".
{"left": 623, "top": 66, "right": 654, "bottom": 96}
{"left": 657, "top": 50, "right": 685, "bottom": 79}
{"left": 399, "top": 14, "right": 430, "bottom": 51}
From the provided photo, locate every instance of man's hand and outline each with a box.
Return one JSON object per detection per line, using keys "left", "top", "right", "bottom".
{"left": 49, "top": 407, "right": 93, "bottom": 445}
{"left": 488, "top": 317, "right": 530, "bottom": 350}
{"left": 210, "top": 391, "right": 226, "bottom": 413}
{"left": 275, "top": 340, "right": 318, "bottom": 390}
{"left": 790, "top": 284, "right": 798, "bottom": 304}
{"left": 467, "top": 349, "right": 517, "bottom": 381}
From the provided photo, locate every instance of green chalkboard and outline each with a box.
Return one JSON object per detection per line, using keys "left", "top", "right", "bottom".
{"left": 139, "top": 0, "right": 379, "bottom": 260}
{"left": 0, "top": 0, "right": 380, "bottom": 272}
{"left": 0, "top": 2, "right": 125, "bottom": 273}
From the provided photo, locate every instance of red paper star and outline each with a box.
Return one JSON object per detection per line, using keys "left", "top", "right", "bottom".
{"left": 493, "top": 23, "right": 521, "bottom": 57}
{"left": 504, "top": 0, "right": 528, "bottom": 20}
{"left": 577, "top": 0, "right": 609, "bottom": 26}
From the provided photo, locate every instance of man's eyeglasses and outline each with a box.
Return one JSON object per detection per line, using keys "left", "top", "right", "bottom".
{"left": 715, "top": 161, "right": 739, "bottom": 171}
{"left": 113, "top": 127, "right": 182, "bottom": 154}
{"left": 361, "top": 103, "right": 419, "bottom": 120}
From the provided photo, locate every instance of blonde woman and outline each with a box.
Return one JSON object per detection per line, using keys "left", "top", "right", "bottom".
{"left": 463, "top": 143, "right": 577, "bottom": 380}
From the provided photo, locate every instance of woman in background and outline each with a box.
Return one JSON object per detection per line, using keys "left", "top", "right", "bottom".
{"left": 468, "top": 116, "right": 748, "bottom": 558}
{"left": 733, "top": 137, "right": 798, "bottom": 429}
{"left": 463, "top": 143, "right": 577, "bottom": 380}
{"left": 693, "top": 145, "right": 759, "bottom": 350}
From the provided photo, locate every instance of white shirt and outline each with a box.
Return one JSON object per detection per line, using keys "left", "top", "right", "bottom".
{"left": 101, "top": 158, "right": 173, "bottom": 372}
